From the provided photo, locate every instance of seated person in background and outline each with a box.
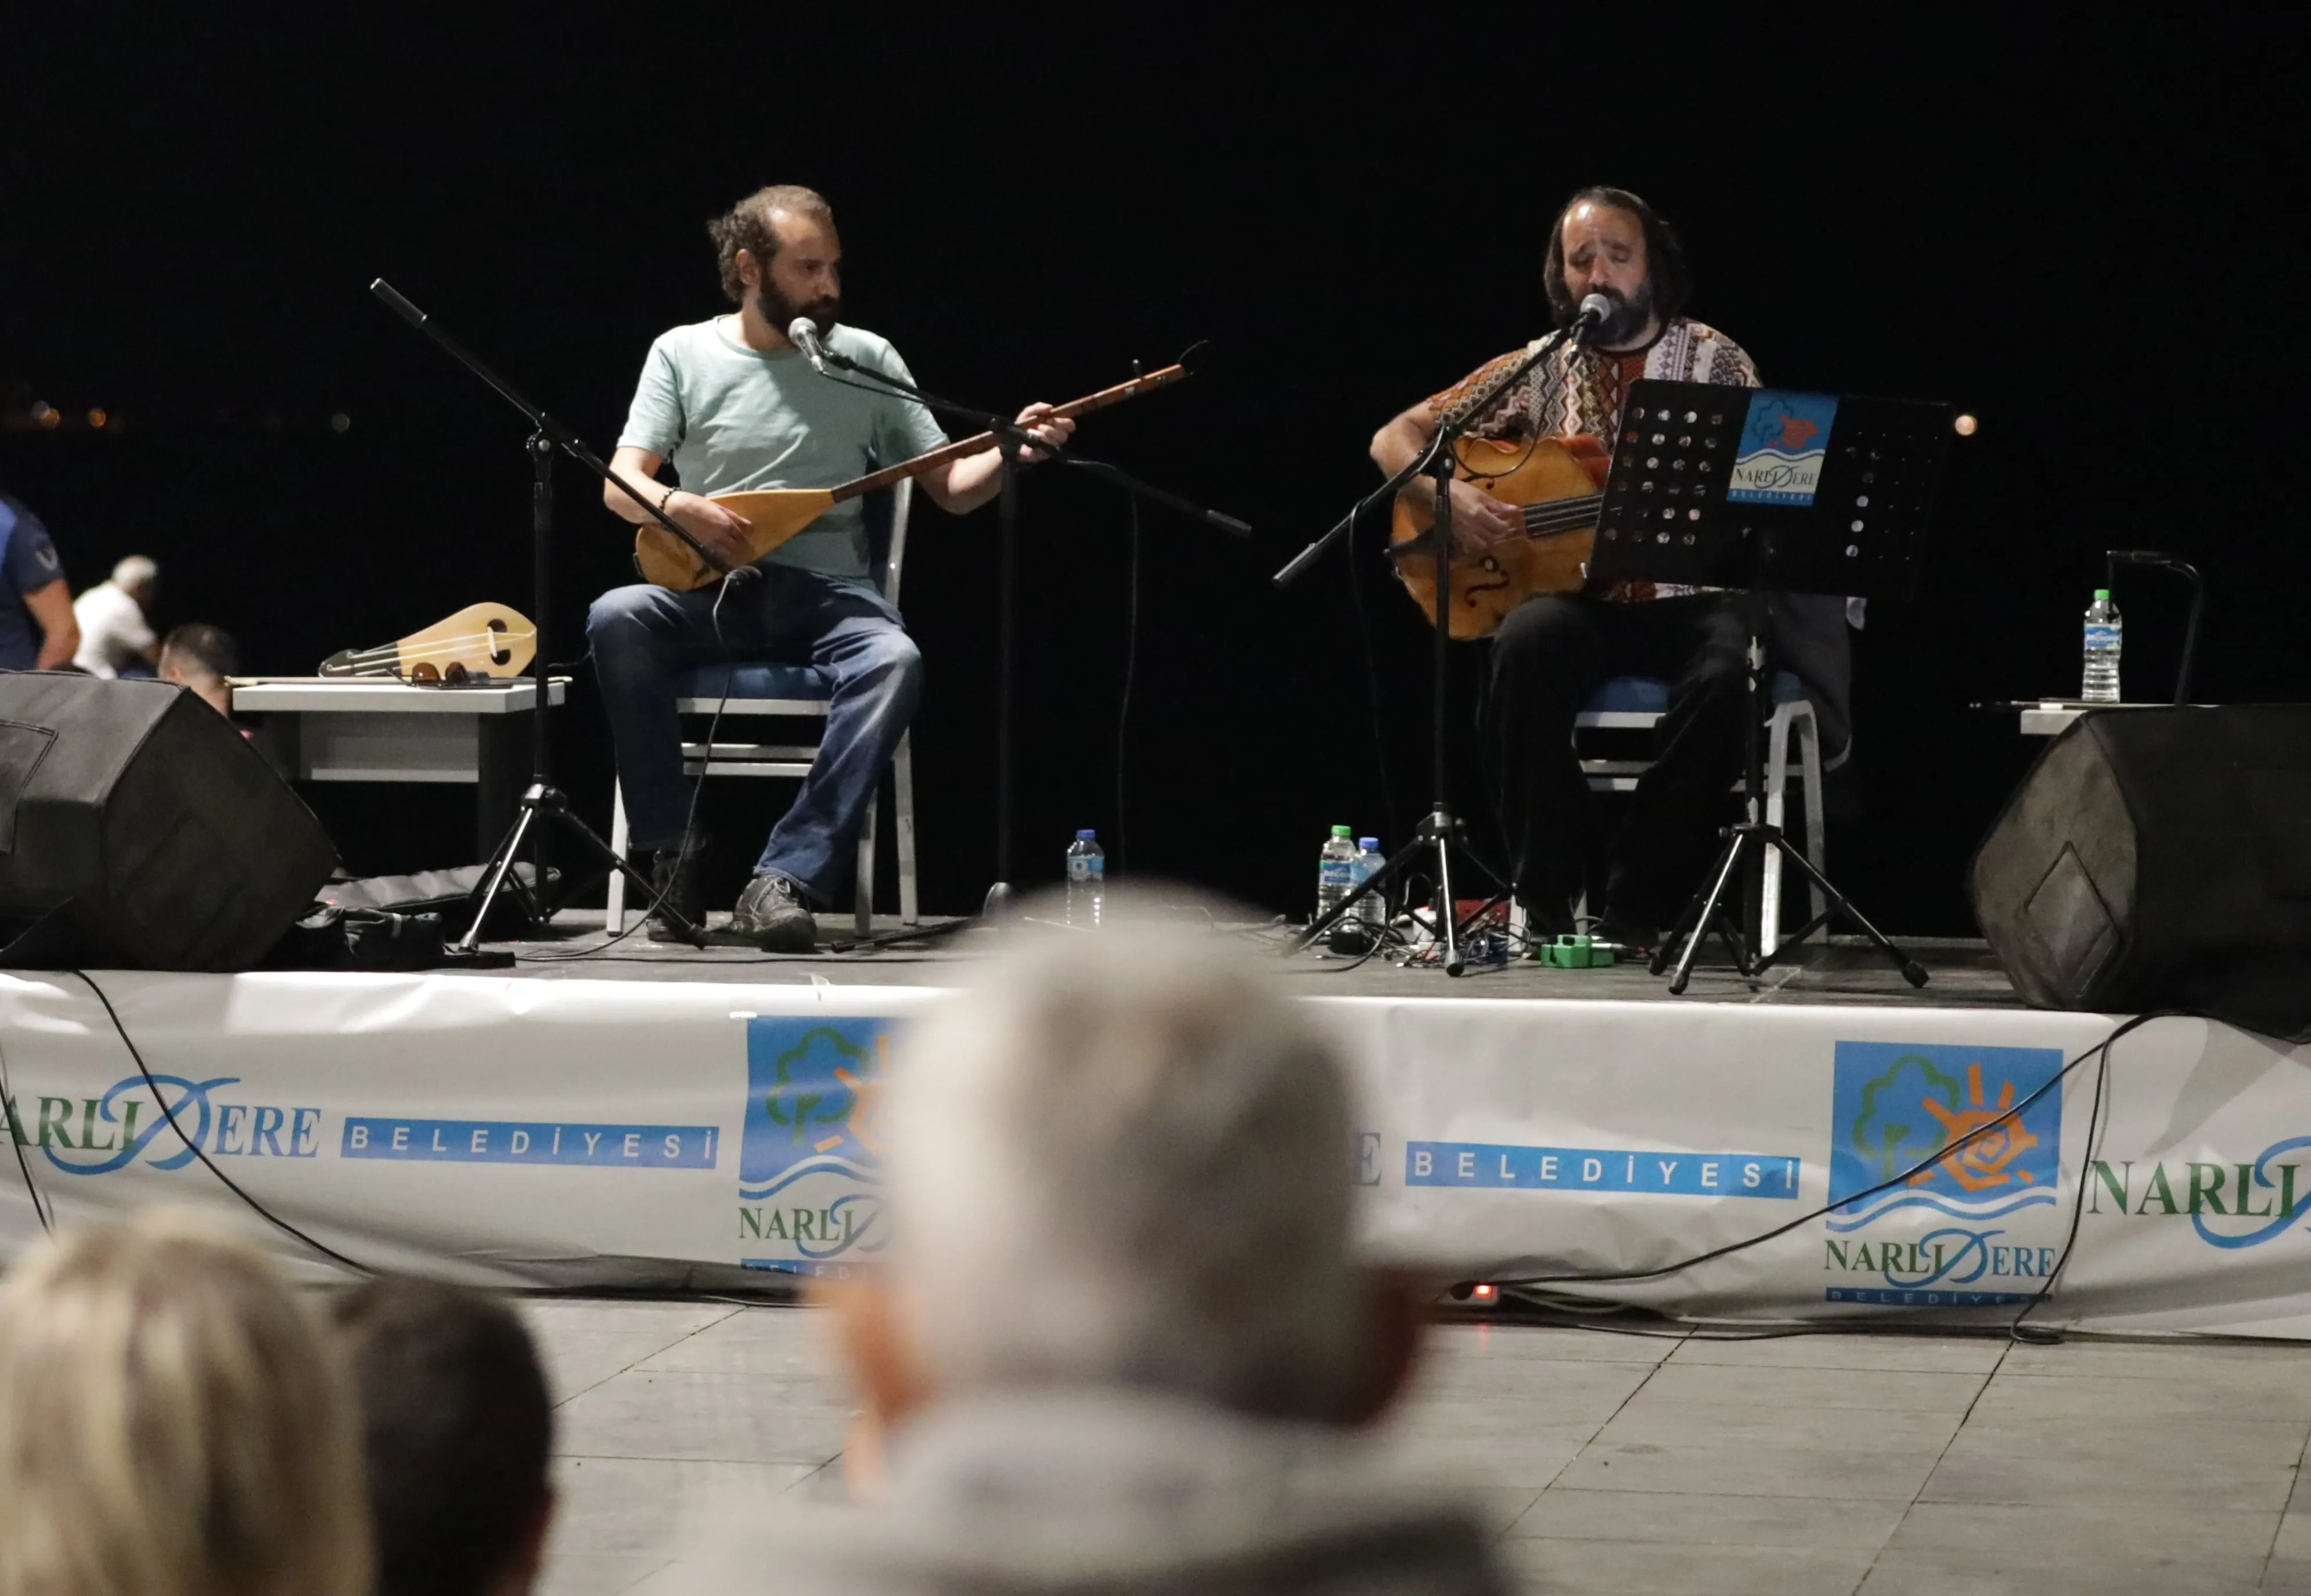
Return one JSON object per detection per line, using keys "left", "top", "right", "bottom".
{"left": 73, "top": 555, "right": 160, "bottom": 678}
{"left": 0, "top": 490, "right": 78, "bottom": 671}
{"left": 330, "top": 1278, "right": 556, "bottom": 1596}
{"left": 160, "top": 622, "right": 239, "bottom": 716}
{"left": 0, "top": 1209, "right": 371, "bottom": 1596}
{"left": 683, "top": 899, "right": 1504, "bottom": 1596}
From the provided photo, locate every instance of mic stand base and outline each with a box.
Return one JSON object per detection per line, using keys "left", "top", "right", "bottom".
{"left": 454, "top": 783, "right": 706, "bottom": 954}
{"left": 1290, "top": 807, "right": 1502, "bottom": 978}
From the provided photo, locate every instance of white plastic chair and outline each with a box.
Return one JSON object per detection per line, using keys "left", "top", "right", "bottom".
{"left": 605, "top": 481, "right": 919, "bottom": 938}
{"left": 1570, "top": 671, "right": 1832, "bottom": 956}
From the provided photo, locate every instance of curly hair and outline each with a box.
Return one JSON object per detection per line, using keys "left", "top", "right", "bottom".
{"left": 1542, "top": 185, "right": 1691, "bottom": 329}
{"left": 707, "top": 185, "right": 834, "bottom": 304}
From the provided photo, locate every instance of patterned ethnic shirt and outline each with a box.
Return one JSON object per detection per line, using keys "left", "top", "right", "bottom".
{"left": 1426, "top": 316, "right": 1759, "bottom": 601}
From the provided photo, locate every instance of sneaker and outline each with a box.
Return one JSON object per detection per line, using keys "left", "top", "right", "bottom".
{"left": 644, "top": 836, "right": 710, "bottom": 942}
{"left": 730, "top": 872, "right": 817, "bottom": 953}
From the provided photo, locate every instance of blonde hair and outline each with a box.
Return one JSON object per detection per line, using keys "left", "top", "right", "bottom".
{"left": 0, "top": 1212, "right": 371, "bottom": 1596}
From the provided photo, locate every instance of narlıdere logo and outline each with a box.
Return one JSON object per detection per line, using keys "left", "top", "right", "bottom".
{"left": 2089, "top": 1136, "right": 2311, "bottom": 1249}
{"left": 738, "top": 1018, "right": 894, "bottom": 1270}
{"left": 1822, "top": 1042, "right": 2065, "bottom": 1305}
{"left": 5, "top": 1076, "right": 321, "bottom": 1174}
{"left": 1829, "top": 1043, "right": 2062, "bottom": 1230}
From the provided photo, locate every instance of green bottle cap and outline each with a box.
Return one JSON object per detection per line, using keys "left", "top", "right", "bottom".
{"left": 1330, "top": 824, "right": 1353, "bottom": 837}
{"left": 2094, "top": 588, "right": 2111, "bottom": 600}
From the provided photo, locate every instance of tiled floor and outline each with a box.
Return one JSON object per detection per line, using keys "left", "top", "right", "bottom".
{"left": 520, "top": 1299, "right": 2311, "bottom": 1596}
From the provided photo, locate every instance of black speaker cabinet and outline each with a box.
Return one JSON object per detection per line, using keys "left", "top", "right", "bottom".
{"left": 1968, "top": 705, "right": 2311, "bottom": 1040}
{"left": 0, "top": 674, "right": 336, "bottom": 970}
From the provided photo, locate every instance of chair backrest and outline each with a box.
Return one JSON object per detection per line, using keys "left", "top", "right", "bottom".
{"left": 859, "top": 480, "right": 915, "bottom": 607}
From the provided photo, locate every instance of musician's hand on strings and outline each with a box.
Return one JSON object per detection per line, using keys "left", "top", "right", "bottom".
{"left": 666, "top": 491, "right": 754, "bottom": 568}
{"left": 1446, "top": 479, "right": 1522, "bottom": 552}
{"left": 1013, "top": 402, "right": 1074, "bottom": 462}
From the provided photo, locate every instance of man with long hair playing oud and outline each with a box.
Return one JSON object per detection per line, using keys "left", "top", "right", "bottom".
{"left": 1369, "top": 186, "right": 1761, "bottom": 949}
{"left": 593, "top": 185, "right": 1072, "bottom": 950}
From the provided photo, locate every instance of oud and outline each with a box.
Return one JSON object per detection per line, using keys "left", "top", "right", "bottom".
{"left": 1388, "top": 434, "right": 1606, "bottom": 639}
{"left": 634, "top": 361, "right": 1192, "bottom": 592}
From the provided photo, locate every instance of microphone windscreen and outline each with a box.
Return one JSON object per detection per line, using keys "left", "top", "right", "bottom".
{"left": 1579, "top": 293, "right": 1614, "bottom": 326}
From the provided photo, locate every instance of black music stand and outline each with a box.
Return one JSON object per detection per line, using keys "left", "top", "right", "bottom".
{"left": 1587, "top": 379, "right": 1950, "bottom": 993}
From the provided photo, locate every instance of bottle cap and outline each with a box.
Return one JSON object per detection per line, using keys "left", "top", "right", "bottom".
{"left": 1358, "top": 837, "right": 1379, "bottom": 849}
{"left": 1075, "top": 828, "right": 1097, "bottom": 841}
{"left": 2094, "top": 588, "right": 2111, "bottom": 600}
{"left": 1330, "top": 824, "right": 1353, "bottom": 837}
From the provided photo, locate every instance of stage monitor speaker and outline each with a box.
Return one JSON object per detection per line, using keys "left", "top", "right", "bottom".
{"left": 0, "top": 673, "right": 336, "bottom": 971}
{"left": 1968, "top": 704, "right": 2311, "bottom": 1040}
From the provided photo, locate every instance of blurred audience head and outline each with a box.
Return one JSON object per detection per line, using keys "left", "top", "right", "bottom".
{"left": 834, "top": 892, "right": 1414, "bottom": 1438}
{"left": 112, "top": 555, "right": 158, "bottom": 606}
{"left": 160, "top": 622, "right": 238, "bottom": 715}
{"left": 330, "top": 1278, "right": 555, "bottom": 1596}
{"left": 0, "top": 1210, "right": 370, "bottom": 1596}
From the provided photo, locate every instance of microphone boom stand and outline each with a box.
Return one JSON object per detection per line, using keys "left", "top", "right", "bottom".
{"left": 1275, "top": 314, "right": 1597, "bottom": 974}
{"left": 369, "top": 280, "right": 728, "bottom": 952}
{"left": 807, "top": 343, "right": 1245, "bottom": 920}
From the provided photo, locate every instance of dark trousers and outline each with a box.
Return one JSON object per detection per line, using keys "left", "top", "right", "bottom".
{"left": 1484, "top": 593, "right": 1752, "bottom": 932}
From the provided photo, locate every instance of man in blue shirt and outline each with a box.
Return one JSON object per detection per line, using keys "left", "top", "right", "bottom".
{"left": 592, "top": 186, "right": 1072, "bottom": 949}
{"left": 0, "top": 493, "right": 78, "bottom": 672}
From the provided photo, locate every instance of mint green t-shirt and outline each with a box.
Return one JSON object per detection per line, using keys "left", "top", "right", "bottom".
{"left": 617, "top": 317, "right": 949, "bottom": 583}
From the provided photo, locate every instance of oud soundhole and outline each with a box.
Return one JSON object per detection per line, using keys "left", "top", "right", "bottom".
{"left": 488, "top": 617, "right": 510, "bottom": 664}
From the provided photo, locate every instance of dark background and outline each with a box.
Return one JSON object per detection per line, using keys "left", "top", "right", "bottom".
{"left": 5, "top": 12, "right": 2304, "bottom": 927}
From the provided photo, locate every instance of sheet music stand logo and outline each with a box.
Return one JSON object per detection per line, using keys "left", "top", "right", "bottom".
{"left": 738, "top": 1017, "right": 894, "bottom": 1269}
{"left": 1726, "top": 389, "right": 1840, "bottom": 506}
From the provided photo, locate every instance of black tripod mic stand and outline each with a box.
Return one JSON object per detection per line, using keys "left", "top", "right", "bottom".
{"left": 369, "top": 280, "right": 734, "bottom": 952}
{"left": 1275, "top": 307, "right": 1603, "bottom": 974}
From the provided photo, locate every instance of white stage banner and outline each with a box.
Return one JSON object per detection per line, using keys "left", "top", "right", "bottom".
{"left": 4, "top": 971, "right": 2309, "bottom": 1336}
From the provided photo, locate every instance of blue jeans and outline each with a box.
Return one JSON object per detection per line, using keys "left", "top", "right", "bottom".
{"left": 586, "top": 567, "right": 922, "bottom": 905}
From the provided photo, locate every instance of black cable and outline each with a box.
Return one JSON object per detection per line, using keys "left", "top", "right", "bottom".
{"left": 70, "top": 970, "right": 372, "bottom": 1274}
{"left": 1115, "top": 483, "right": 1142, "bottom": 873}
{"left": 2006, "top": 1004, "right": 2126, "bottom": 1342}
{"left": 0, "top": 1034, "right": 54, "bottom": 1233}
{"left": 1488, "top": 1011, "right": 2167, "bottom": 1292}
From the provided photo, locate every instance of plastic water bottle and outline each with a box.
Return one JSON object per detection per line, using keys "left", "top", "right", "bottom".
{"left": 1352, "top": 837, "right": 1387, "bottom": 932}
{"left": 2083, "top": 588, "right": 2122, "bottom": 703}
{"left": 1316, "top": 825, "right": 1357, "bottom": 924}
{"left": 1065, "top": 830, "right": 1104, "bottom": 928}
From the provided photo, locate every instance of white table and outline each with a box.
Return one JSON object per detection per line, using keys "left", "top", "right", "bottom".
{"left": 232, "top": 678, "right": 570, "bottom": 855}
{"left": 2014, "top": 700, "right": 2187, "bottom": 737}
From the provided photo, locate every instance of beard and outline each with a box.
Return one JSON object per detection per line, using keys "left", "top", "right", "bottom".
{"left": 757, "top": 278, "right": 843, "bottom": 340}
{"left": 1579, "top": 281, "right": 1656, "bottom": 347}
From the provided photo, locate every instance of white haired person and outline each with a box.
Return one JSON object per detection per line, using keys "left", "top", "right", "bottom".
{"left": 703, "top": 902, "right": 1506, "bottom": 1596}
{"left": 72, "top": 554, "right": 160, "bottom": 678}
{"left": 0, "top": 1212, "right": 372, "bottom": 1596}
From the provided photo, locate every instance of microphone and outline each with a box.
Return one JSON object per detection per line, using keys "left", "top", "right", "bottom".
{"left": 787, "top": 316, "right": 829, "bottom": 373}
{"left": 1575, "top": 292, "right": 1615, "bottom": 332}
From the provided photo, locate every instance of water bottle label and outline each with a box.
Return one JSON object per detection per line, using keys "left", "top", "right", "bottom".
{"left": 1320, "top": 862, "right": 1355, "bottom": 887}
{"left": 1087, "top": 859, "right": 1104, "bottom": 880}
{"left": 2083, "top": 625, "right": 2121, "bottom": 650}
{"left": 1067, "top": 859, "right": 1089, "bottom": 881}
